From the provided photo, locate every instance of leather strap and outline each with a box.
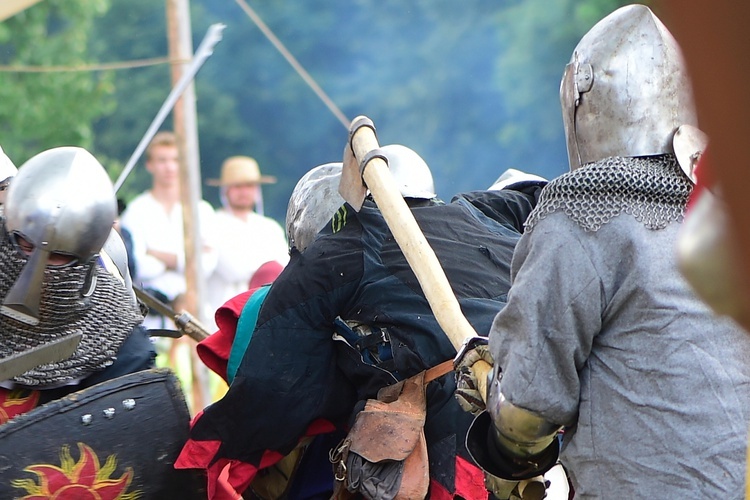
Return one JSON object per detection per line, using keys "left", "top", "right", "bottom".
{"left": 424, "top": 359, "right": 454, "bottom": 384}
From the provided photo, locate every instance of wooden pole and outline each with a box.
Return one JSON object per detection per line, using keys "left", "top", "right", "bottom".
{"left": 165, "top": 0, "right": 209, "bottom": 414}
{"left": 346, "top": 117, "right": 491, "bottom": 400}
{"left": 0, "top": 0, "right": 44, "bottom": 22}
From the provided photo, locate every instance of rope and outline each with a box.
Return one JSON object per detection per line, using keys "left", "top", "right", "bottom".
{"left": 0, "top": 2, "right": 350, "bottom": 129}
{"left": 0, "top": 56, "right": 187, "bottom": 73}
{"left": 233, "top": 0, "right": 350, "bottom": 129}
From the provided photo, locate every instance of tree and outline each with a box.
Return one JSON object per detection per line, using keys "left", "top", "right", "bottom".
{"left": 0, "top": 0, "right": 655, "bottom": 220}
{"left": 491, "top": 0, "right": 652, "bottom": 179}
{"left": 0, "top": 0, "right": 114, "bottom": 166}
{"left": 89, "top": 0, "right": 249, "bottom": 206}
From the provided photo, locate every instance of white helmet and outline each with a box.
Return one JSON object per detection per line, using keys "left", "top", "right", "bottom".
{"left": 0, "top": 146, "right": 18, "bottom": 206}
{"left": 0, "top": 146, "right": 17, "bottom": 182}
{"left": 560, "top": 4, "right": 698, "bottom": 170}
{"left": 380, "top": 144, "right": 436, "bottom": 199}
{"left": 489, "top": 168, "right": 547, "bottom": 190}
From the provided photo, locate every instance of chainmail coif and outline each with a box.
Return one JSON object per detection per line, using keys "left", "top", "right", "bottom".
{"left": 0, "top": 222, "right": 144, "bottom": 386}
{"left": 525, "top": 155, "right": 693, "bottom": 232}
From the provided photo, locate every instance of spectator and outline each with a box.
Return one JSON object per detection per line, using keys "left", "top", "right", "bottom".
{"left": 205, "top": 156, "right": 288, "bottom": 331}
{"left": 119, "top": 131, "right": 218, "bottom": 413}
{"left": 120, "top": 130, "right": 217, "bottom": 330}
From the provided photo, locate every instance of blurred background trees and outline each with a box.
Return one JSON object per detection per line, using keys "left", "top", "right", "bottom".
{"left": 0, "top": 0, "right": 649, "bottom": 221}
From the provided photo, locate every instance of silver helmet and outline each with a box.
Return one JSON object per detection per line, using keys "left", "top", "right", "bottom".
{"left": 286, "top": 162, "right": 345, "bottom": 253}
{"left": 2, "top": 147, "right": 117, "bottom": 324}
{"left": 380, "top": 144, "right": 436, "bottom": 199}
{"left": 560, "top": 4, "right": 698, "bottom": 170}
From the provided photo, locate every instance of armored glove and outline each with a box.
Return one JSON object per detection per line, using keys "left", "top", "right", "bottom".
{"left": 454, "top": 341, "right": 494, "bottom": 415}
{"left": 485, "top": 473, "right": 549, "bottom": 500}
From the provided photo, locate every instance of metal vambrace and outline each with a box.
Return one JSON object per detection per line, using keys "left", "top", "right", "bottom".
{"left": 465, "top": 366, "right": 561, "bottom": 482}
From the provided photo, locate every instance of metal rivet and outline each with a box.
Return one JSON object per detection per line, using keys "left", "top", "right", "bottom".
{"left": 122, "top": 399, "right": 136, "bottom": 410}
{"left": 81, "top": 414, "right": 93, "bottom": 425}
{"left": 103, "top": 408, "right": 116, "bottom": 419}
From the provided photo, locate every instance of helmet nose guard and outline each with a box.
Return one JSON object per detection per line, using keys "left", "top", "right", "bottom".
{"left": 2, "top": 147, "right": 116, "bottom": 324}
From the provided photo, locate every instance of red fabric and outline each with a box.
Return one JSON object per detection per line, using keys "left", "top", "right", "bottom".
{"left": 179, "top": 285, "right": 336, "bottom": 500}
{"left": 197, "top": 260, "right": 283, "bottom": 381}
{"left": 426, "top": 456, "right": 487, "bottom": 499}
{"left": 176, "top": 417, "right": 337, "bottom": 500}
{"left": 248, "top": 260, "right": 285, "bottom": 289}
{"left": 205, "top": 457, "right": 257, "bottom": 500}
{"left": 688, "top": 147, "right": 715, "bottom": 210}
{"left": 195, "top": 290, "right": 257, "bottom": 382}
{"left": 429, "top": 479, "right": 453, "bottom": 500}
{"left": 454, "top": 455, "right": 489, "bottom": 499}
{"left": 182, "top": 287, "right": 272, "bottom": 499}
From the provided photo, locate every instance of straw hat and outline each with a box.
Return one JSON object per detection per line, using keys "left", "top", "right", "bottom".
{"left": 207, "top": 156, "right": 277, "bottom": 186}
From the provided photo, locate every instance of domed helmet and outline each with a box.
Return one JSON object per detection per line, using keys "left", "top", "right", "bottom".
{"left": 560, "top": 4, "right": 698, "bottom": 171}
{"left": 0, "top": 145, "right": 18, "bottom": 206}
{"left": 2, "top": 147, "right": 117, "bottom": 325}
{"left": 286, "top": 162, "right": 345, "bottom": 253}
{"left": 380, "top": 144, "right": 436, "bottom": 199}
{"left": 489, "top": 168, "right": 547, "bottom": 191}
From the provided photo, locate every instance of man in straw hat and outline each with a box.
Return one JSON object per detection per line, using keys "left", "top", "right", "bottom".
{"left": 205, "top": 156, "right": 288, "bottom": 331}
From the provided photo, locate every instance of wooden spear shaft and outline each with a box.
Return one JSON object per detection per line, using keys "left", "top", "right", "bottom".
{"left": 348, "top": 116, "right": 491, "bottom": 399}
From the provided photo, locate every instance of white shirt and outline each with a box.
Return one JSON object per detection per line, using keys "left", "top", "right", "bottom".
{"left": 205, "top": 209, "right": 289, "bottom": 329}
{"left": 121, "top": 191, "right": 218, "bottom": 326}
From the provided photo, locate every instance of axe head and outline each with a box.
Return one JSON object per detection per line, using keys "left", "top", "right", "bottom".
{"left": 338, "top": 142, "right": 367, "bottom": 212}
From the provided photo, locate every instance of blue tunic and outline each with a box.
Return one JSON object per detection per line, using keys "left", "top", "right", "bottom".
{"left": 188, "top": 187, "right": 541, "bottom": 497}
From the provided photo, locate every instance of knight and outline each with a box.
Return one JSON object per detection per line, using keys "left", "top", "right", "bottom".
{"left": 464, "top": 5, "right": 750, "bottom": 498}
{"left": 0, "top": 146, "right": 204, "bottom": 499}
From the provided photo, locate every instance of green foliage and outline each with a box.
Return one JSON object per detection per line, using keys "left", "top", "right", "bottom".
{"left": 186, "top": 0, "right": 650, "bottom": 216}
{"left": 88, "top": 0, "right": 248, "bottom": 204}
{"left": 491, "top": 0, "right": 642, "bottom": 172}
{"left": 87, "top": 0, "right": 172, "bottom": 201}
{"left": 189, "top": 0, "right": 515, "bottom": 216}
{"left": 0, "top": 0, "right": 655, "bottom": 220}
{"left": 0, "top": 0, "right": 114, "bottom": 165}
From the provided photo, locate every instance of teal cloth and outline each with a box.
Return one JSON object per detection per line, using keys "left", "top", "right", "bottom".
{"left": 227, "top": 285, "right": 271, "bottom": 384}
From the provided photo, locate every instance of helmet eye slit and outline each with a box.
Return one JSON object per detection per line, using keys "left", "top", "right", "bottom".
{"left": 9, "top": 231, "right": 32, "bottom": 256}
{"left": 9, "top": 232, "right": 77, "bottom": 267}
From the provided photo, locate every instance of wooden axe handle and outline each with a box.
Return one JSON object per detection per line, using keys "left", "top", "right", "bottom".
{"left": 349, "top": 116, "right": 492, "bottom": 398}
{"left": 348, "top": 118, "right": 550, "bottom": 500}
